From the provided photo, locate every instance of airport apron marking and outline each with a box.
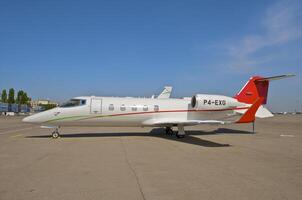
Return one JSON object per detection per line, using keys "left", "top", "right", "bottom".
{"left": 10, "top": 134, "right": 23, "bottom": 138}
{"left": 45, "top": 107, "right": 249, "bottom": 123}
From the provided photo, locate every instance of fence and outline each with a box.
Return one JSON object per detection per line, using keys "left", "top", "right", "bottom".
{"left": 0, "top": 103, "right": 30, "bottom": 113}
{"left": 0, "top": 103, "right": 8, "bottom": 112}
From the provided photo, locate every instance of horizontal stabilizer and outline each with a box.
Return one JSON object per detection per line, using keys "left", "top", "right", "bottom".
{"left": 235, "top": 74, "right": 295, "bottom": 105}
{"left": 255, "top": 105, "right": 274, "bottom": 118}
{"left": 235, "top": 105, "right": 274, "bottom": 118}
{"left": 255, "top": 74, "right": 295, "bottom": 82}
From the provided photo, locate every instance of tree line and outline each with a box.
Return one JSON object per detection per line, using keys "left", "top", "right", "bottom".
{"left": 1, "top": 88, "right": 31, "bottom": 105}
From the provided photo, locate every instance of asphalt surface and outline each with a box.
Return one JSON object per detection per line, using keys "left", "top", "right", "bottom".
{"left": 0, "top": 115, "right": 301, "bottom": 200}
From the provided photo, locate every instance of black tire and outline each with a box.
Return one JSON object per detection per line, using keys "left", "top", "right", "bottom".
{"left": 52, "top": 131, "right": 59, "bottom": 139}
{"left": 176, "top": 133, "right": 185, "bottom": 138}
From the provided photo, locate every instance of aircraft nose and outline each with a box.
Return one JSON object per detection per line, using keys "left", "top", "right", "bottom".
{"left": 22, "top": 115, "right": 35, "bottom": 123}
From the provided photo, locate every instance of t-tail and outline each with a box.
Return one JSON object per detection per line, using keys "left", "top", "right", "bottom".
{"left": 234, "top": 74, "right": 295, "bottom": 120}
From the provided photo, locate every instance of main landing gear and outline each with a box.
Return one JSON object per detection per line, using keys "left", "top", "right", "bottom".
{"left": 176, "top": 125, "right": 185, "bottom": 138}
{"left": 52, "top": 128, "right": 60, "bottom": 139}
{"left": 165, "top": 125, "right": 186, "bottom": 138}
{"left": 165, "top": 127, "right": 174, "bottom": 135}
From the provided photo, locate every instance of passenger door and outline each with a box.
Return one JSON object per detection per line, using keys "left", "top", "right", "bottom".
{"left": 90, "top": 98, "right": 102, "bottom": 114}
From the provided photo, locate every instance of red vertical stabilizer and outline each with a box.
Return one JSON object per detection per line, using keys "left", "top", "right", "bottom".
{"left": 234, "top": 76, "right": 269, "bottom": 104}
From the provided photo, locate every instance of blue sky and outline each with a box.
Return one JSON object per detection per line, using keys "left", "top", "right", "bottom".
{"left": 0, "top": 0, "right": 301, "bottom": 111}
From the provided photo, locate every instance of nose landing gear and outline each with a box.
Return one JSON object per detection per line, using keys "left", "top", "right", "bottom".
{"left": 52, "top": 128, "right": 60, "bottom": 139}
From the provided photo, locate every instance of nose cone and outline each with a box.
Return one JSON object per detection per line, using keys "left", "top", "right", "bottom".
{"left": 22, "top": 112, "right": 44, "bottom": 124}
{"left": 22, "top": 115, "right": 36, "bottom": 123}
{"left": 22, "top": 108, "right": 59, "bottom": 124}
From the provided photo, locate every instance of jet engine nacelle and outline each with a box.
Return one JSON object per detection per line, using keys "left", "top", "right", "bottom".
{"left": 191, "top": 94, "right": 244, "bottom": 109}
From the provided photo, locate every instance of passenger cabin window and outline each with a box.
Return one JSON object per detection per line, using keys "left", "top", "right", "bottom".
{"left": 154, "top": 105, "right": 159, "bottom": 112}
{"left": 131, "top": 105, "right": 137, "bottom": 111}
{"left": 60, "top": 99, "right": 86, "bottom": 108}
{"left": 109, "top": 104, "right": 114, "bottom": 111}
{"left": 120, "top": 104, "right": 126, "bottom": 111}
{"left": 143, "top": 105, "right": 148, "bottom": 111}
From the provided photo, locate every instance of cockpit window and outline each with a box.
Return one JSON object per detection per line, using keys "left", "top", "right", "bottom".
{"left": 60, "top": 99, "right": 86, "bottom": 108}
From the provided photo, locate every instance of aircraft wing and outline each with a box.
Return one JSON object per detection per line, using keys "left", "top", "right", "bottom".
{"left": 157, "top": 86, "right": 172, "bottom": 99}
{"left": 143, "top": 119, "right": 231, "bottom": 126}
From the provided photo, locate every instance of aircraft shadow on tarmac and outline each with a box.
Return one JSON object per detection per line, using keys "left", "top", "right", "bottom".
{"left": 26, "top": 128, "right": 253, "bottom": 148}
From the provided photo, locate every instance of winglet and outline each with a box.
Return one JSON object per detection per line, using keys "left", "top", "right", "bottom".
{"left": 237, "top": 97, "right": 264, "bottom": 123}
{"left": 157, "top": 86, "right": 173, "bottom": 99}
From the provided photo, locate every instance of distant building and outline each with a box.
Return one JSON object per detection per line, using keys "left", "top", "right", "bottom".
{"left": 31, "top": 99, "right": 58, "bottom": 106}
{"left": 30, "top": 99, "right": 59, "bottom": 111}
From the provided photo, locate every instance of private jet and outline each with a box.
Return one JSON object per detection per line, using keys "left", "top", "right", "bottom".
{"left": 23, "top": 74, "right": 294, "bottom": 138}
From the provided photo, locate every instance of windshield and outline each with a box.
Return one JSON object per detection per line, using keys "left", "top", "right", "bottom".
{"left": 60, "top": 99, "right": 86, "bottom": 108}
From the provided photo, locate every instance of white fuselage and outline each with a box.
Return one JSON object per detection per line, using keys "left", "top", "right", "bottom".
{"left": 23, "top": 95, "right": 248, "bottom": 127}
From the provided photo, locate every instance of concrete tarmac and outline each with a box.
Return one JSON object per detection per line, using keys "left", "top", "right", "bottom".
{"left": 0, "top": 115, "right": 301, "bottom": 200}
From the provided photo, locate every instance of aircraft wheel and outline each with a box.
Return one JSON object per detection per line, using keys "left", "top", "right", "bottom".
{"left": 176, "top": 125, "right": 185, "bottom": 138}
{"left": 176, "top": 133, "right": 185, "bottom": 138}
{"left": 52, "top": 131, "right": 60, "bottom": 139}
